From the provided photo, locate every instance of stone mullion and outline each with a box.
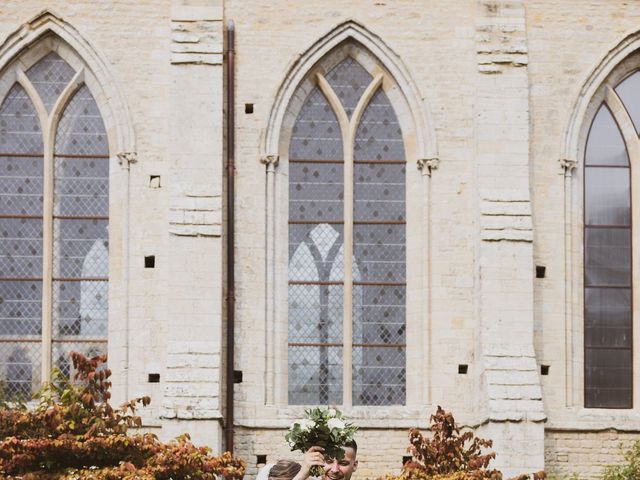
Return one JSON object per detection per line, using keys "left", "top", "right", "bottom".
{"left": 316, "top": 73, "right": 352, "bottom": 405}
{"left": 16, "top": 69, "right": 52, "bottom": 385}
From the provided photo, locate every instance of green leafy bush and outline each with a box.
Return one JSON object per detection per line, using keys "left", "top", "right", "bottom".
{"left": 0, "top": 352, "right": 245, "bottom": 479}
{"left": 602, "top": 441, "right": 640, "bottom": 480}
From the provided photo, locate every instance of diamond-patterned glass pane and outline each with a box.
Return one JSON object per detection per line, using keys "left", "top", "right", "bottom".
{"left": 53, "top": 280, "right": 108, "bottom": 338}
{"left": 352, "top": 345, "right": 405, "bottom": 406}
{"left": 289, "top": 283, "right": 343, "bottom": 344}
{"left": 326, "top": 58, "right": 373, "bottom": 118}
{"left": 26, "top": 52, "right": 76, "bottom": 112}
{"left": 289, "top": 345, "right": 342, "bottom": 405}
{"left": 354, "top": 224, "right": 405, "bottom": 282}
{"left": 352, "top": 84, "right": 406, "bottom": 405}
{"left": 354, "top": 163, "right": 405, "bottom": 222}
{"left": 289, "top": 224, "right": 345, "bottom": 283}
{"left": 1, "top": 156, "right": 43, "bottom": 215}
{"left": 0, "top": 281, "right": 42, "bottom": 335}
{"left": 354, "top": 88, "right": 404, "bottom": 161}
{"left": 55, "top": 86, "right": 108, "bottom": 155}
{"left": 353, "top": 284, "right": 405, "bottom": 342}
{"left": 0, "top": 343, "right": 40, "bottom": 401}
{"left": 52, "top": 217, "right": 107, "bottom": 340}
{"left": 289, "top": 223, "right": 344, "bottom": 405}
{"left": 54, "top": 156, "right": 109, "bottom": 217}
{"left": 289, "top": 87, "right": 342, "bottom": 161}
{"left": 53, "top": 219, "right": 108, "bottom": 278}
{"left": 288, "top": 59, "right": 407, "bottom": 406}
{"left": 0, "top": 218, "right": 43, "bottom": 278}
{"left": 290, "top": 163, "right": 343, "bottom": 222}
{"left": 0, "top": 84, "right": 43, "bottom": 154}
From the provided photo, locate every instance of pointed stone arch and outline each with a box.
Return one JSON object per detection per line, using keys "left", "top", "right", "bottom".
{"left": 262, "top": 20, "right": 437, "bottom": 163}
{"left": 559, "top": 29, "right": 640, "bottom": 408}
{"left": 0, "top": 9, "right": 135, "bottom": 156}
{"left": 0, "top": 10, "right": 135, "bottom": 397}
{"left": 561, "top": 29, "right": 640, "bottom": 166}
{"left": 261, "top": 20, "right": 436, "bottom": 408}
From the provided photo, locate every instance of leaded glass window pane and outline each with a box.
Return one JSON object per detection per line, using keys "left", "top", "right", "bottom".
{"left": 0, "top": 83, "right": 43, "bottom": 400}
{"left": 26, "top": 52, "right": 76, "bottom": 113}
{"left": 584, "top": 101, "right": 632, "bottom": 409}
{"left": 326, "top": 58, "right": 373, "bottom": 118}
{"left": 354, "top": 89, "right": 405, "bottom": 161}
{"left": 288, "top": 56, "right": 407, "bottom": 406}
{"left": 288, "top": 85, "right": 344, "bottom": 404}
{"left": 55, "top": 86, "right": 108, "bottom": 156}
{"left": 289, "top": 87, "right": 342, "bottom": 161}
{"left": 53, "top": 86, "right": 108, "bottom": 348}
{"left": 352, "top": 87, "right": 405, "bottom": 406}
{"left": 0, "top": 84, "right": 43, "bottom": 154}
{"left": 5, "top": 347, "right": 34, "bottom": 401}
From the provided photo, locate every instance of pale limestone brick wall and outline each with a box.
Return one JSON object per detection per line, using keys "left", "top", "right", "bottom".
{"left": 527, "top": 0, "right": 640, "bottom": 433}
{"left": 473, "top": 1, "right": 544, "bottom": 475}
{"left": 545, "top": 430, "right": 640, "bottom": 479}
{"left": 0, "top": 0, "right": 225, "bottom": 449}
{"left": 160, "top": 1, "right": 225, "bottom": 449}
{"left": 227, "top": 0, "right": 479, "bottom": 429}
{"left": 0, "top": 0, "right": 173, "bottom": 426}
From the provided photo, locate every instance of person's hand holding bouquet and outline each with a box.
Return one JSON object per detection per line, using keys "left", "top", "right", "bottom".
{"left": 285, "top": 408, "right": 357, "bottom": 477}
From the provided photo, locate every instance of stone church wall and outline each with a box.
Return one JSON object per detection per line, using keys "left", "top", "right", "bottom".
{"left": 0, "top": 0, "right": 639, "bottom": 477}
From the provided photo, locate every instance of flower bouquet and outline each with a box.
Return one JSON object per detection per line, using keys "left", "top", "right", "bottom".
{"left": 285, "top": 407, "right": 358, "bottom": 477}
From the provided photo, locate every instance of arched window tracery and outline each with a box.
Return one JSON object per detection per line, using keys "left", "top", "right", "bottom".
{"left": 583, "top": 70, "right": 640, "bottom": 409}
{"left": 0, "top": 47, "right": 109, "bottom": 399}
{"left": 287, "top": 53, "right": 406, "bottom": 406}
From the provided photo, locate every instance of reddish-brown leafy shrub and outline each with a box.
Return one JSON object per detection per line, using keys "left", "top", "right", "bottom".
{"left": 379, "top": 407, "right": 545, "bottom": 480}
{"left": 0, "top": 352, "right": 245, "bottom": 479}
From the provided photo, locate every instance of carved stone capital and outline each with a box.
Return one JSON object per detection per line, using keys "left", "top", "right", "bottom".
{"left": 559, "top": 157, "right": 577, "bottom": 175}
{"left": 260, "top": 154, "right": 280, "bottom": 173}
{"left": 417, "top": 157, "right": 439, "bottom": 175}
{"left": 117, "top": 151, "right": 138, "bottom": 169}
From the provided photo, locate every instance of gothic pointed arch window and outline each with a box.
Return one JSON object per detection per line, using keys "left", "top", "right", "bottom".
{"left": 583, "top": 68, "right": 640, "bottom": 409}
{"left": 0, "top": 46, "right": 109, "bottom": 399}
{"left": 287, "top": 47, "right": 407, "bottom": 406}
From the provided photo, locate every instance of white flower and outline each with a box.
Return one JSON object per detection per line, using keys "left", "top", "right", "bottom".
{"left": 327, "top": 408, "right": 337, "bottom": 418}
{"left": 327, "top": 418, "right": 345, "bottom": 430}
{"left": 300, "top": 419, "right": 316, "bottom": 431}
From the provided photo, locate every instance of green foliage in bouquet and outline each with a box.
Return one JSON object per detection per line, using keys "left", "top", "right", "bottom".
{"left": 285, "top": 407, "right": 358, "bottom": 476}
{"left": 0, "top": 352, "right": 246, "bottom": 479}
